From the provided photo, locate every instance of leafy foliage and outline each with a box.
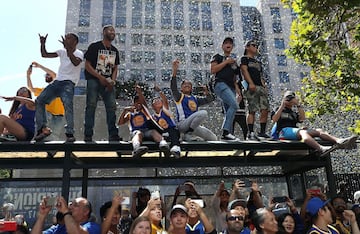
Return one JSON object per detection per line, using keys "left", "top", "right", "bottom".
{"left": 281, "top": 0, "right": 360, "bottom": 133}
{"left": 0, "top": 169, "right": 11, "bottom": 178}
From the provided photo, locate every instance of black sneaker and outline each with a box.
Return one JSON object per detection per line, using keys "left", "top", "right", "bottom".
{"left": 109, "top": 135, "right": 122, "bottom": 142}
{"left": 257, "top": 132, "right": 271, "bottom": 138}
{"left": 66, "top": 134, "right": 76, "bottom": 142}
{"left": 132, "top": 146, "right": 148, "bottom": 158}
{"left": 84, "top": 136, "right": 93, "bottom": 142}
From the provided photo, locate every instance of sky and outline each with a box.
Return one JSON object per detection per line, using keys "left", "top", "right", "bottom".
{"left": 0, "top": 0, "right": 257, "bottom": 115}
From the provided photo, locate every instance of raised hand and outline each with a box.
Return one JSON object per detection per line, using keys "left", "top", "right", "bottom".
{"left": 38, "top": 33, "right": 48, "bottom": 44}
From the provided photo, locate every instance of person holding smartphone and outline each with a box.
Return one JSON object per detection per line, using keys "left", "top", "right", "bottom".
{"left": 271, "top": 90, "right": 357, "bottom": 156}
{"left": 184, "top": 198, "right": 216, "bottom": 234}
{"left": 99, "top": 193, "right": 123, "bottom": 234}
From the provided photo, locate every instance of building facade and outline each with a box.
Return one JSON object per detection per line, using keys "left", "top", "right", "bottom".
{"left": 64, "top": 0, "right": 309, "bottom": 139}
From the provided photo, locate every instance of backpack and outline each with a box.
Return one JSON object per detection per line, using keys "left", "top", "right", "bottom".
{"left": 271, "top": 122, "right": 279, "bottom": 140}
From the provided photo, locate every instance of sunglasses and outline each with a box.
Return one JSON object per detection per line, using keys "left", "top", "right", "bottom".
{"left": 249, "top": 43, "right": 258, "bottom": 48}
{"left": 227, "top": 216, "right": 244, "bottom": 221}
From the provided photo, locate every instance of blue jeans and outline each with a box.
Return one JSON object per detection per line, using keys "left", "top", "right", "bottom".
{"left": 214, "top": 82, "right": 237, "bottom": 133}
{"left": 84, "top": 79, "right": 118, "bottom": 138}
{"left": 35, "top": 80, "right": 74, "bottom": 135}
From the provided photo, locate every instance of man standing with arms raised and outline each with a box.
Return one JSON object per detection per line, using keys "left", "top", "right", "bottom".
{"left": 84, "top": 25, "right": 120, "bottom": 142}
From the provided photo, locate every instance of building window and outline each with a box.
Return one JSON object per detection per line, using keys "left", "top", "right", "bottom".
{"left": 132, "top": 0, "right": 142, "bottom": 29}
{"left": 201, "top": 2, "right": 212, "bottom": 31}
{"left": 161, "top": 35, "right": 172, "bottom": 46}
{"left": 131, "top": 51, "right": 143, "bottom": 63}
{"left": 78, "top": 32, "right": 89, "bottom": 44}
{"left": 131, "top": 34, "right": 143, "bottom": 45}
{"left": 161, "top": 0, "right": 172, "bottom": 29}
{"left": 222, "top": 3, "right": 234, "bottom": 32}
{"left": 144, "top": 34, "right": 156, "bottom": 46}
{"left": 192, "top": 70, "right": 203, "bottom": 83}
{"left": 274, "top": 38, "right": 285, "bottom": 49}
{"left": 190, "top": 35, "right": 201, "bottom": 47}
{"left": 270, "top": 7, "right": 282, "bottom": 33}
{"left": 130, "top": 69, "right": 142, "bottom": 81}
{"left": 174, "top": 52, "right": 185, "bottom": 63}
{"left": 102, "top": 0, "right": 113, "bottom": 26}
{"left": 174, "top": 35, "right": 185, "bottom": 46}
{"left": 174, "top": 0, "right": 184, "bottom": 30}
{"left": 119, "top": 51, "right": 125, "bottom": 63}
{"left": 161, "top": 51, "right": 172, "bottom": 64}
{"left": 145, "top": 0, "right": 155, "bottom": 28}
{"left": 79, "top": 0, "right": 91, "bottom": 27}
{"left": 300, "top": 71, "right": 309, "bottom": 80}
{"left": 191, "top": 53, "right": 202, "bottom": 64}
{"left": 203, "top": 36, "right": 213, "bottom": 48}
{"left": 279, "top": 72, "right": 289, "bottom": 83}
{"left": 189, "top": 1, "right": 200, "bottom": 30}
{"left": 161, "top": 69, "right": 172, "bottom": 81}
{"left": 277, "top": 55, "right": 287, "bottom": 66}
{"left": 144, "top": 69, "right": 156, "bottom": 81}
{"left": 272, "top": 22, "right": 282, "bottom": 33}
{"left": 115, "top": 33, "right": 126, "bottom": 45}
{"left": 203, "top": 53, "right": 213, "bottom": 64}
{"left": 115, "top": 0, "right": 127, "bottom": 27}
{"left": 144, "top": 51, "right": 156, "bottom": 64}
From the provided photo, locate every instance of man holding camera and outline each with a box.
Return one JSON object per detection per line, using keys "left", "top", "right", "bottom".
{"left": 271, "top": 90, "right": 357, "bottom": 156}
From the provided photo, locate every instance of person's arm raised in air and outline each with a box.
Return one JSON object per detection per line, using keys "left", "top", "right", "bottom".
{"left": 170, "top": 60, "right": 182, "bottom": 102}
{"left": 32, "top": 62, "right": 57, "bottom": 79}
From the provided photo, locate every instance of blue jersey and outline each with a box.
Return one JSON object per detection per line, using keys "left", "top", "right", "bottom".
{"left": 129, "top": 111, "right": 148, "bottom": 132}
{"left": 186, "top": 220, "right": 205, "bottom": 234}
{"left": 153, "top": 109, "right": 176, "bottom": 129}
{"left": 175, "top": 93, "right": 198, "bottom": 122}
{"left": 307, "top": 224, "right": 339, "bottom": 234}
{"left": 13, "top": 104, "right": 35, "bottom": 135}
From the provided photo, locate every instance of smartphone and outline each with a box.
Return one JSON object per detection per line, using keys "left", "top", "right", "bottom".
{"left": 151, "top": 191, "right": 160, "bottom": 199}
{"left": 273, "top": 196, "right": 287, "bottom": 203}
{"left": 308, "top": 189, "right": 321, "bottom": 196}
{"left": 121, "top": 197, "right": 130, "bottom": 205}
{"left": 243, "top": 179, "right": 252, "bottom": 187}
{"left": 46, "top": 196, "right": 57, "bottom": 207}
{"left": 191, "top": 199, "right": 204, "bottom": 208}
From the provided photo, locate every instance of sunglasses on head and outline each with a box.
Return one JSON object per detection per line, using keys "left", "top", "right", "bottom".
{"left": 227, "top": 216, "right": 244, "bottom": 221}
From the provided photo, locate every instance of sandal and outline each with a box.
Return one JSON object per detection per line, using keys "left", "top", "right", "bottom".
{"left": 34, "top": 127, "right": 52, "bottom": 142}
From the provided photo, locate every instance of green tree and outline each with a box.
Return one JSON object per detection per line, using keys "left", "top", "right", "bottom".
{"left": 281, "top": 0, "right": 360, "bottom": 133}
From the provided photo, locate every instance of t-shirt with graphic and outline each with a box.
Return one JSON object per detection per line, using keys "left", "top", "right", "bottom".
{"left": 240, "top": 56, "right": 263, "bottom": 86}
{"left": 84, "top": 41, "right": 120, "bottom": 80}
{"left": 211, "top": 53, "right": 240, "bottom": 89}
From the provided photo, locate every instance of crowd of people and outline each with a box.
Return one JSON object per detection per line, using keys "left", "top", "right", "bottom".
{"left": 0, "top": 25, "right": 357, "bottom": 158}
{"left": 2, "top": 180, "right": 360, "bottom": 234}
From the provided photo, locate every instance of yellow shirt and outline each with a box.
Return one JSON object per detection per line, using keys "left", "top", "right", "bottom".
{"left": 33, "top": 88, "right": 65, "bottom": 116}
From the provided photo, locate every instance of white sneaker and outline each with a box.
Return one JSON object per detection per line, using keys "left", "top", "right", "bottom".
{"left": 247, "top": 132, "right": 259, "bottom": 141}
{"left": 221, "top": 133, "right": 239, "bottom": 141}
{"left": 159, "top": 140, "right": 169, "bottom": 149}
{"left": 170, "top": 145, "right": 181, "bottom": 158}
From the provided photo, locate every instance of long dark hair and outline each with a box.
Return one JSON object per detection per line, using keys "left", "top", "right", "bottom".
{"left": 277, "top": 212, "right": 295, "bottom": 234}
{"left": 9, "top": 87, "right": 32, "bottom": 116}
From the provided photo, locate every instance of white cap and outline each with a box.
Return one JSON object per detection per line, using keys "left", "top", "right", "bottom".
{"left": 354, "top": 191, "right": 360, "bottom": 203}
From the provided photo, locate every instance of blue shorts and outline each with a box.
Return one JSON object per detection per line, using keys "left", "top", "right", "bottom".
{"left": 279, "top": 127, "right": 300, "bottom": 140}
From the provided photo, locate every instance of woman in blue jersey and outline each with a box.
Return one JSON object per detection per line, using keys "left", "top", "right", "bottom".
{"left": 0, "top": 87, "right": 35, "bottom": 141}
{"left": 170, "top": 60, "right": 217, "bottom": 141}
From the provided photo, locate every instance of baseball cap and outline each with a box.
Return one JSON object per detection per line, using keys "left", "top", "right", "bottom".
{"left": 283, "top": 91, "right": 295, "bottom": 99}
{"left": 306, "top": 197, "right": 331, "bottom": 216}
{"left": 354, "top": 191, "right": 360, "bottom": 203}
{"left": 223, "top": 37, "right": 234, "bottom": 44}
{"left": 170, "top": 204, "right": 188, "bottom": 216}
{"left": 228, "top": 199, "right": 247, "bottom": 210}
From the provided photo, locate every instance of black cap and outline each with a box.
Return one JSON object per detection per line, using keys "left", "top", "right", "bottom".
{"left": 223, "top": 37, "right": 234, "bottom": 44}
{"left": 228, "top": 199, "right": 247, "bottom": 210}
